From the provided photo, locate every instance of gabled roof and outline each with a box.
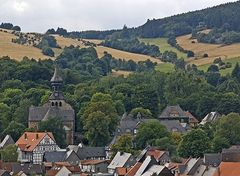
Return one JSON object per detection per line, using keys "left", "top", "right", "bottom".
{"left": 185, "top": 111, "right": 199, "bottom": 123}
{"left": 16, "top": 132, "right": 55, "bottom": 152}
{"left": 146, "top": 149, "right": 168, "bottom": 162}
{"left": 213, "top": 162, "right": 240, "bottom": 176}
{"left": 108, "top": 152, "right": 132, "bottom": 170}
{"left": 135, "top": 155, "right": 158, "bottom": 176}
{"left": 44, "top": 151, "right": 66, "bottom": 162}
{"left": 204, "top": 153, "right": 222, "bottom": 167}
{"left": 159, "top": 105, "right": 187, "bottom": 118}
{"left": 200, "top": 112, "right": 221, "bottom": 125}
{"left": 115, "top": 167, "right": 131, "bottom": 175}
{"left": 159, "top": 120, "right": 187, "bottom": 133}
{"left": 76, "top": 146, "right": 106, "bottom": 160}
{"left": 126, "top": 162, "right": 142, "bottom": 176}
{"left": 141, "top": 165, "right": 167, "bottom": 176}
{"left": 0, "top": 135, "right": 14, "bottom": 149}
{"left": 9, "top": 163, "right": 44, "bottom": 175}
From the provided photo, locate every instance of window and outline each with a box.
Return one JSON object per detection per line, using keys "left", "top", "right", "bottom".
{"left": 55, "top": 102, "right": 58, "bottom": 106}
{"left": 59, "top": 102, "right": 62, "bottom": 106}
{"left": 52, "top": 102, "right": 54, "bottom": 106}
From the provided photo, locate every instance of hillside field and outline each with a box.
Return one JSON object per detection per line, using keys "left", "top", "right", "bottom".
{"left": 0, "top": 29, "right": 51, "bottom": 60}
{"left": 140, "top": 38, "right": 187, "bottom": 59}
{"left": 176, "top": 34, "right": 240, "bottom": 66}
{"left": 198, "top": 57, "right": 240, "bottom": 75}
{"left": 54, "top": 35, "right": 162, "bottom": 63}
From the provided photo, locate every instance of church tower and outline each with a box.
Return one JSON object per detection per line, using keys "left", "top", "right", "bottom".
{"left": 28, "top": 65, "right": 75, "bottom": 145}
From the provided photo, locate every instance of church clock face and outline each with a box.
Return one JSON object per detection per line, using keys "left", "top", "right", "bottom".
{"left": 54, "top": 92, "right": 59, "bottom": 97}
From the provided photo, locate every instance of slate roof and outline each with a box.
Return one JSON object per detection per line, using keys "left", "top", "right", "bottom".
{"left": 16, "top": 132, "right": 55, "bottom": 152}
{"left": 135, "top": 156, "right": 158, "bottom": 176}
{"left": 159, "top": 105, "right": 187, "bottom": 118}
{"left": 108, "top": 152, "right": 132, "bottom": 170}
{"left": 44, "top": 151, "right": 66, "bottom": 162}
{"left": 76, "top": 146, "right": 106, "bottom": 160}
{"left": 204, "top": 153, "right": 222, "bottom": 167}
{"left": 0, "top": 135, "right": 15, "bottom": 149}
{"left": 29, "top": 102, "right": 75, "bottom": 122}
{"left": 10, "top": 163, "right": 44, "bottom": 175}
{"left": 159, "top": 120, "right": 187, "bottom": 133}
{"left": 118, "top": 113, "right": 150, "bottom": 135}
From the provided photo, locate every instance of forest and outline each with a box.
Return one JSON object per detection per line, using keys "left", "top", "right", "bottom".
{"left": 0, "top": 44, "right": 239, "bottom": 150}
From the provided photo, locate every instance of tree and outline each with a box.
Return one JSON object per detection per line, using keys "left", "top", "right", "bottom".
{"left": 39, "top": 117, "right": 66, "bottom": 147}
{"left": 178, "top": 129, "right": 211, "bottom": 158}
{"left": 2, "top": 121, "right": 25, "bottom": 141}
{"left": 81, "top": 93, "right": 118, "bottom": 146}
{"left": 212, "top": 136, "right": 230, "bottom": 153}
{"left": 0, "top": 144, "right": 18, "bottom": 162}
{"left": 42, "top": 47, "right": 54, "bottom": 57}
{"left": 111, "top": 134, "right": 134, "bottom": 155}
{"left": 134, "top": 120, "right": 169, "bottom": 148}
{"left": 12, "top": 26, "right": 21, "bottom": 31}
{"left": 130, "top": 107, "right": 153, "bottom": 119}
{"left": 232, "top": 63, "right": 240, "bottom": 82}
{"left": 84, "top": 111, "right": 110, "bottom": 146}
{"left": 214, "top": 113, "right": 240, "bottom": 145}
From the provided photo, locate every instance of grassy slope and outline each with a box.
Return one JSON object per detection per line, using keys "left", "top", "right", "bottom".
{"left": 176, "top": 34, "right": 240, "bottom": 66}
{"left": 198, "top": 57, "right": 240, "bottom": 75}
{"left": 54, "top": 35, "right": 162, "bottom": 63}
{"left": 0, "top": 29, "right": 51, "bottom": 60}
{"left": 139, "top": 38, "right": 187, "bottom": 59}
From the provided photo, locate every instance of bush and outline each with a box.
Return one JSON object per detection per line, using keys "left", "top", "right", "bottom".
{"left": 203, "top": 53, "right": 209, "bottom": 58}
{"left": 42, "top": 47, "right": 54, "bottom": 57}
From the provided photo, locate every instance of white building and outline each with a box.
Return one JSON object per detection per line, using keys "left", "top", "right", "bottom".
{"left": 16, "top": 132, "right": 59, "bottom": 164}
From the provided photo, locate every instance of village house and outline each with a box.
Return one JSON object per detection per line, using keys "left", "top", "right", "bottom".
{"left": 16, "top": 132, "right": 59, "bottom": 164}
{"left": 108, "top": 152, "right": 136, "bottom": 174}
{"left": 80, "top": 160, "right": 110, "bottom": 174}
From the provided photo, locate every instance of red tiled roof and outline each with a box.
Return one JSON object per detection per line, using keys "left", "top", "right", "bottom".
{"left": 115, "top": 167, "right": 131, "bottom": 175}
{"left": 126, "top": 162, "right": 142, "bottom": 176}
{"left": 185, "top": 111, "right": 199, "bottom": 123}
{"left": 16, "top": 132, "right": 55, "bottom": 152}
{"left": 213, "top": 162, "right": 240, "bottom": 176}
{"left": 146, "top": 149, "right": 166, "bottom": 161}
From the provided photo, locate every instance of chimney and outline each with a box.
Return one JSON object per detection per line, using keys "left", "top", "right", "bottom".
{"left": 24, "top": 133, "right": 27, "bottom": 140}
{"left": 36, "top": 133, "right": 39, "bottom": 139}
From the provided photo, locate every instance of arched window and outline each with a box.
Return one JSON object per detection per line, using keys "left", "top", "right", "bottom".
{"left": 55, "top": 102, "right": 58, "bottom": 106}
{"left": 52, "top": 102, "right": 54, "bottom": 106}
{"left": 59, "top": 102, "right": 62, "bottom": 107}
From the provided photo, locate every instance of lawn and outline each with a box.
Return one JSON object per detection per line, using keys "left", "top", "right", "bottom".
{"left": 198, "top": 57, "right": 240, "bottom": 75}
{"left": 139, "top": 38, "right": 187, "bottom": 59}
{"left": 155, "top": 62, "right": 175, "bottom": 73}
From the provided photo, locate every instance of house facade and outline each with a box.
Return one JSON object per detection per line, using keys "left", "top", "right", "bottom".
{"left": 16, "top": 132, "right": 59, "bottom": 164}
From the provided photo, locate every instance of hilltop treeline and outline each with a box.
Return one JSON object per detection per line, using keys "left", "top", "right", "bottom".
{"left": 0, "top": 22, "right": 21, "bottom": 31}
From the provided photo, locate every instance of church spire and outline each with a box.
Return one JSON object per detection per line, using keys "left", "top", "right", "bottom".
{"left": 49, "top": 64, "right": 64, "bottom": 100}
